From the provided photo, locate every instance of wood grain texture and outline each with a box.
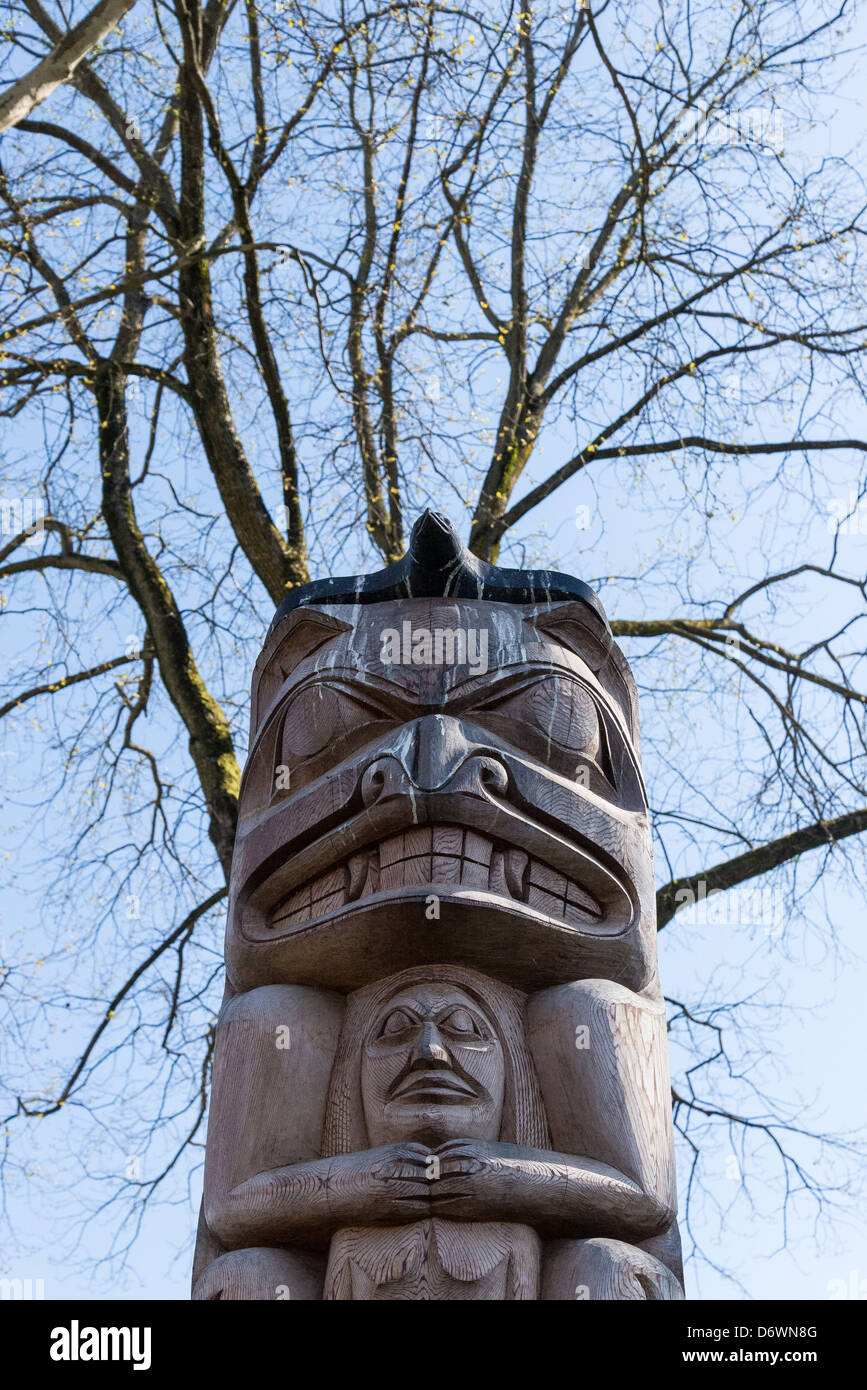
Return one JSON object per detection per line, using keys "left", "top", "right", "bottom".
{"left": 225, "top": 597, "right": 658, "bottom": 995}
{"left": 194, "top": 587, "right": 684, "bottom": 1298}
{"left": 192, "top": 1247, "right": 325, "bottom": 1301}
{"left": 541, "top": 1237, "right": 684, "bottom": 1301}
{"left": 525, "top": 979, "right": 676, "bottom": 1219}
{"left": 201, "top": 984, "right": 344, "bottom": 1251}
{"left": 324, "top": 1220, "right": 540, "bottom": 1300}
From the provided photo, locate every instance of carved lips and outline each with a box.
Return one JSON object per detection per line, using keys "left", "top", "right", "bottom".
{"left": 390, "top": 1070, "right": 478, "bottom": 1103}
{"left": 269, "top": 823, "right": 603, "bottom": 932}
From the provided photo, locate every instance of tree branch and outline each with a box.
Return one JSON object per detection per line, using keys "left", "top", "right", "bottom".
{"left": 656, "top": 808, "right": 867, "bottom": 928}
{"left": 0, "top": 0, "right": 137, "bottom": 133}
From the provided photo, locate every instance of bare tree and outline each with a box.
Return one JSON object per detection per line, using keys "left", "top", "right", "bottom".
{"left": 0, "top": 0, "right": 864, "bottom": 1291}
{"left": 0, "top": 0, "right": 138, "bottom": 133}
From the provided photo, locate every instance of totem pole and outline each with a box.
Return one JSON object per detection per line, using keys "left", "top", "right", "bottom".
{"left": 191, "top": 512, "right": 684, "bottom": 1300}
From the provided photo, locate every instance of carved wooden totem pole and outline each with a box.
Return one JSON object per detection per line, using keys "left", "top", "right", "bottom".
{"left": 192, "top": 512, "right": 684, "bottom": 1300}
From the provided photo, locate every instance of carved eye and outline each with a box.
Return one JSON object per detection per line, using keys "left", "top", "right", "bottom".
{"left": 280, "top": 684, "right": 382, "bottom": 760}
{"left": 378, "top": 1009, "right": 415, "bottom": 1038}
{"left": 484, "top": 676, "right": 601, "bottom": 759}
{"left": 439, "top": 1007, "right": 483, "bottom": 1039}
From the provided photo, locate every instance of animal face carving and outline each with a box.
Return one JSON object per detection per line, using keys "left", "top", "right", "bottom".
{"left": 224, "top": 597, "right": 657, "bottom": 994}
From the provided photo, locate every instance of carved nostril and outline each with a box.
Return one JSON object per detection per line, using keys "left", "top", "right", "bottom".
{"left": 360, "top": 762, "right": 386, "bottom": 808}
{"left": 441, "top": 753, "right": 509, "bottom": 799}
{"left": 361, "top": 748, "right": 508, "bottom": 803}
{"left": 360, "top": 757, "right": 407, "bottom": 808}
{"left": 478, "top": 758, "right": 509, "bottom": 796}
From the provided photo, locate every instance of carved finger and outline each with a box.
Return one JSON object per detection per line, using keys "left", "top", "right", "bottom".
{"left": 435, "top": 1156, "right": 485, "bottom": 1177}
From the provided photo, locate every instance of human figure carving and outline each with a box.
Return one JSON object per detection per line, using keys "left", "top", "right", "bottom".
{"left": 192, "top": 513, "right": 684, "bottom": 1300}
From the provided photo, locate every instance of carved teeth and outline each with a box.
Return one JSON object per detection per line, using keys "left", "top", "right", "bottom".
{"left": 362, "top": 852, "right": 381, "bottom": 898}
{"left": 270, "top": 823, "right": 602, "bottom": 929}
{"left": 346, "top": 852, "right": 370, "bottom": 902}
{"left": 504, "top": 849, "right": 529, "bottom": 903}
{"left": 488, "top": 848, "right": 508, "bottom": 898}
{"left": 566, "top": 884, "right": 599, "bottom": 917}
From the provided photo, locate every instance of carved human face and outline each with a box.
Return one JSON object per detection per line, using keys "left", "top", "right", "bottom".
{"left": 360, "top": 983, "right": 505, "bottom": 1146}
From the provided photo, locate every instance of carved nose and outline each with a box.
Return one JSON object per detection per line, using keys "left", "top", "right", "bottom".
{"left": 410, "top": 1021, "right": 450, "bottom": 1067}
{"left": 413, "top": 715, "right": 469, "bottom": 790}
{"left": 360, "top": 715, "right": 509, "bottom": 807}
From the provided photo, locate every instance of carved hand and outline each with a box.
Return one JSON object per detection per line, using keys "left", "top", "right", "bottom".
{"left": 341, "top": 1141, "right": 434, "bottom": 1225}
{"left": 427, "top": 1138, "right": 540, "bottom": 1222}
{"left": 427, "top": 1138, "right": 672, "bottom": 1239}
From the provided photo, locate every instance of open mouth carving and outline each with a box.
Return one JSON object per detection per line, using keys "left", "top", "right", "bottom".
{"left": 268, "top": 823, "right": 603, "bottom": 931}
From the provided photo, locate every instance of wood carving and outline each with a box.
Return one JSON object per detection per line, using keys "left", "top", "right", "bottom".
{"left": 192, "top": 512, "right": 684, "bottom": 1300}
